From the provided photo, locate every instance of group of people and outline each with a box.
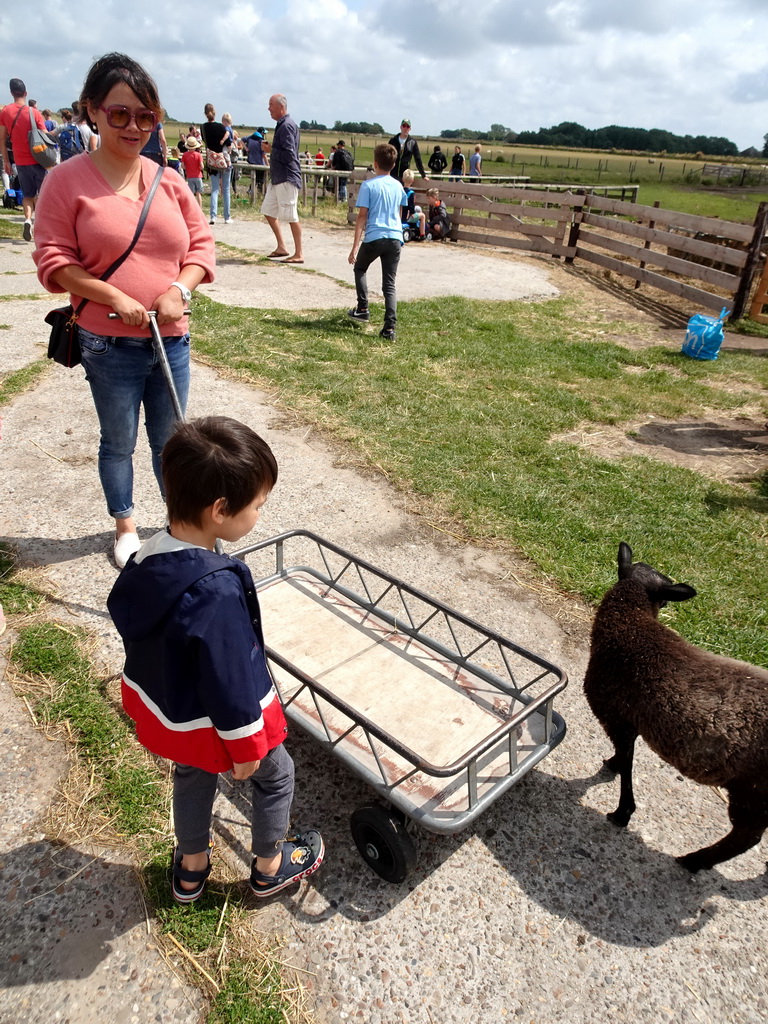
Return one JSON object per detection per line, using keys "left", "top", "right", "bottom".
{"left": 8, "top": 53, "right": 476, "bottom": 907}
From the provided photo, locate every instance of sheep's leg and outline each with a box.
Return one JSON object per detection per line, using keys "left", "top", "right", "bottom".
{"left": 603, "top": 725, "right": 638, "bottom": 827}
{"left": 677, "top": 785, "right": 768, "bottom": 873}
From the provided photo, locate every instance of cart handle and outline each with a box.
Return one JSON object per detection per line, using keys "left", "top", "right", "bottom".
{"left": 107, "top": 310, "right": 192, "bottom": 318}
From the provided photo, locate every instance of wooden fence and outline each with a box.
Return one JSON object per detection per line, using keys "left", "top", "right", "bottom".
{"left": 571, "top": 194, "right": 768, "bottom": 317}
{"left": 347, "top": 175, "right": 768, "bottom": 319}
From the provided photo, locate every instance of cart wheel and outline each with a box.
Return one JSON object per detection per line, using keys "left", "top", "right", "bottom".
{"left": 403, "top": 226, "right": 411, "bottom": 243}
{"left": 350, "top": 805, "right": 416, "bottom": 883}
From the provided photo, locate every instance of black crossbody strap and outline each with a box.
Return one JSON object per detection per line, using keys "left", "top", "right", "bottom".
{"left": 73, "top": 164, "right": 165, "bottom": 318}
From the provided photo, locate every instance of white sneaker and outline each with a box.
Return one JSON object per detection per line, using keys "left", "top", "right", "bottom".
{"left": 224, "top": 218, "right": 233, "bottom": 224}
{"left": 114, "top": 531, "right": 141, "bottom": 569}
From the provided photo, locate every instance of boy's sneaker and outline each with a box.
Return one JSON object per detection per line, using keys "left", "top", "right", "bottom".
{"left": 379, "top": 328, "right": 396, "bottom": 342}
{"left": 224, "top": 218, "right": 234, "bottom": 224}
{"left": 347, "top": 307, "right": 370, "bottom": 323}
{"left": 23, "top": 220, "right": 32, "bottom": 242}
{"left": 249, "top": 829, "right": 324, "bottom": 898}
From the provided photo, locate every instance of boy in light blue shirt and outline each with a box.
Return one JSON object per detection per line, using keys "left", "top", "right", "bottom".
{"left": 347, "top": 143, "right": 407, "bottom": 341}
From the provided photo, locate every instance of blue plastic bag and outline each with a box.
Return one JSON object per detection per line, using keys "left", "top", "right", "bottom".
{"left": 681, "top": 306, "right": 729, "bottom": 360}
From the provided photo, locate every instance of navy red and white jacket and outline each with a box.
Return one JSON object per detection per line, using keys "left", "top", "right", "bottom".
{"left": 107, "top": 530, "right": 287, "bottom": 773}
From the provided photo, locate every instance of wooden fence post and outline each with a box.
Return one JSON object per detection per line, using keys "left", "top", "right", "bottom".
{"left": 564, "top": 190, "right": 585, "bottom": 264}
{"left": 731, "top": 201, "right": 768, "bottom": 320}
{"left": 635, "top": 200, "right": 660, "bottom": 289}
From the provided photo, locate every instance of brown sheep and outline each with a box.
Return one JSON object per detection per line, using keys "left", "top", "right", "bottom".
{"left": 584, "top": 542, "right": 768, "bottom": 873}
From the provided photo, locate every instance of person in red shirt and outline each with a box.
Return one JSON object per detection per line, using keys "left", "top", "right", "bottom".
{"left": 0, "top": 78, "right": 49, "bottom": 240}
{"left": 180, "top": 135, "right": 204, "bottom": 208}
{"left": 314, "top": 148, "right": 325, "bottom": 167}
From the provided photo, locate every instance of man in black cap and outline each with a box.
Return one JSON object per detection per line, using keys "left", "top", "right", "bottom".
{"left": 0, "top": 78, "right": 49, "bottom": 240}
{"left": 387, "top": 118, "right": 427, "bottom": 183}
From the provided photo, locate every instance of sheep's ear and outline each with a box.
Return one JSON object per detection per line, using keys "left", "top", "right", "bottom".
{"left": 658, "top": 583, "right": 697, "bottom": 603}
{"left": 618, "top": 542, "right": 633, "bottom": 578}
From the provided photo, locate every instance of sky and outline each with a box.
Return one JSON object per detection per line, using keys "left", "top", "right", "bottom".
{"left": 1, "top": 0, "right": 767, "bottom": 151}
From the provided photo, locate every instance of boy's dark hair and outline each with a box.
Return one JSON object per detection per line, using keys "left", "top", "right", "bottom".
{"left": 374, "top": 143, "right": 397, "bottom": 173}
{"left": 162, "top": 417, "right": 278, "bottom": 526}
{"left": 9, "top": 78, "right": 25, "bottom": 98}
{"left": 79, "top": 53, "right": 162, "bottom": 127}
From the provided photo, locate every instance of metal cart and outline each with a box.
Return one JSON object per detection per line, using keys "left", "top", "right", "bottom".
{"left": 232, "top": 529, "right": 568, "bottom": 882}
{"left": 137, "top": 313, "right": 568, "bottom": 882}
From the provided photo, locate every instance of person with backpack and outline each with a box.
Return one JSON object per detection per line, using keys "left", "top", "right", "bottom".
{"left": 0, "top": 78, "right": 50, "bottom": 240}
{"left": 330, "top": 139, "right": 354, "bottom": 201}
{"left": 428, "top": 145, "right": 447, "bottom": 176}
{"left": 54, "top": 109, "right": 86, "bottom": 162}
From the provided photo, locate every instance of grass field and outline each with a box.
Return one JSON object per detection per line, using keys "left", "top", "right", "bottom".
{"left": 191, "top": 291, "right": 768, "bottom": 670}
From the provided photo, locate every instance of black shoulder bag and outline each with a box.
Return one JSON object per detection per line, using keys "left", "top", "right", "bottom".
{"left": 45, "top": 164, "right": 165, "bottom": 367}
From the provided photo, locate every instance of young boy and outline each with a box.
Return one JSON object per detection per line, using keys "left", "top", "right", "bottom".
{"left": 180, "top": 136, "right": 204, "bottom": 210}
{"left": 401, "top": 169, "right": 426, "bottom": 241}
{"left": 426, "top": 187, "right": 452, "bottom": 240}
{"left": 348, "top": 142, "right": 408, "bottom": 341}
{"left": 107, "top": 416, "right": 324, "bottom": 903}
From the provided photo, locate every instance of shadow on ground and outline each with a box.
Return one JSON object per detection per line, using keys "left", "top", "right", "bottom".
{"left": 207, "top": 730, "right": 768, "bottom": 947}
{"left": 0, "top": 840, "right": 144, "bottom": 988}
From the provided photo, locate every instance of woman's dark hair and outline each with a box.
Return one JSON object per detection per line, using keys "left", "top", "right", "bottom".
{"left": 162, "top": 417, "right": 278, "bottom": 527}
{"left": 204, "top": 103, "right": 216, "bottom": 121}
{"left": 79, "top": 52, "right": 162, "bottom": 127}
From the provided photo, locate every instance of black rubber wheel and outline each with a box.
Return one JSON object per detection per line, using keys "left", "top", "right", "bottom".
{"left": 403, "top": 226, "right": 411, "bottom": 243}
{"left": 350, "top": 805, "right": 417, "bottom": 883}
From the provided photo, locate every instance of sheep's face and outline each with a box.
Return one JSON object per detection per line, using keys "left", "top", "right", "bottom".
{"left": 617, "top": 541, "right": 697, "bottom": 615}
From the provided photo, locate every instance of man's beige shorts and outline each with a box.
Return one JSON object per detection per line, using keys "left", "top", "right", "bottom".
{"left": 261, "top": 181, "right": 300, "bottom": 223}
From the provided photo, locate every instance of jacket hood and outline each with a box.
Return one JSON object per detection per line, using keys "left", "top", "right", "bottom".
{"left": 107, "top": 547, "right": 239, "bottom": 642}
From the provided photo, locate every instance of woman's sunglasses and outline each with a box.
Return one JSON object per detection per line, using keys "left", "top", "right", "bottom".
{"left": 97, "top": 104, "right": 157, "bottom": 132}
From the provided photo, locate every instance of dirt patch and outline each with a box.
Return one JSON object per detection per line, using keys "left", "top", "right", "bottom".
{"left": 556, "top": 414, "right": 768, "bottom": 485}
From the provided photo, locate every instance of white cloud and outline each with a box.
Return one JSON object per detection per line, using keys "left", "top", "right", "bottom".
{"left": 1, "top": 0, "right": 767, "bottom": 149}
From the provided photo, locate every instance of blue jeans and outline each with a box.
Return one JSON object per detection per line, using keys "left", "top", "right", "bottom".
{"left": 353, "top": 238, "right": 401, "bottom": 331}
{"left": 209, "top": 167, "right": 231, "bottom": 220}
{"left": 79, "top": 329, "right": 190, "bottom": 519}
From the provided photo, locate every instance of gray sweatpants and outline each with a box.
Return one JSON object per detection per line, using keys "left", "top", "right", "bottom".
{"left": 174, "top": 743, "right": 294, "bottom": 858}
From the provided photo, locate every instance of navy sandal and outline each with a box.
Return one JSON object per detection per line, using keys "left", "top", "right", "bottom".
{"left": 171, "top": 841, "right": 213, "bottom": 904}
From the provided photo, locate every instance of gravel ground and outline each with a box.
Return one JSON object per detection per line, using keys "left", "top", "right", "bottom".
{"left": 1, "top": 215, "right": 767, "bottom": 1024}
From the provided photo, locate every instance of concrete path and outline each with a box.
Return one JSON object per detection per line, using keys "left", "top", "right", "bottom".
{"left": 1, "top": 214, "right": 767, "bottom": 1024}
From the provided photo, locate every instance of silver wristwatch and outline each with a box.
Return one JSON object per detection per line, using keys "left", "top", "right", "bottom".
{"left": 170, "top": 281, "right": 192, "bottom": 303}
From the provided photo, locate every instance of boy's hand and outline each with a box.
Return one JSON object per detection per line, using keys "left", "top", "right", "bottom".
{"left": 231, "top": 760, "right": 260, "bottom": 780}
{"left": 348, "top": 248, "right": 358, "bottom": 265}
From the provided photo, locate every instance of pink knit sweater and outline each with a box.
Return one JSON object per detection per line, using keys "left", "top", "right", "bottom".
{"left": 33, "top": 154, "right": 215, "bottom": 337}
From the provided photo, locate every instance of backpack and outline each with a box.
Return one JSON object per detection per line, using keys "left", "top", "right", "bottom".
{"left": 339, "top": 148, "right": 354, "bottom": 172}
{"left": 58, "top": 123, "right": 85, "bottom": 160}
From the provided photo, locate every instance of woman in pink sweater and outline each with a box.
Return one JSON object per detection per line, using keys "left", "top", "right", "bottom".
{"left": 34, "top": 53, "right": 215, "bottom": 568}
